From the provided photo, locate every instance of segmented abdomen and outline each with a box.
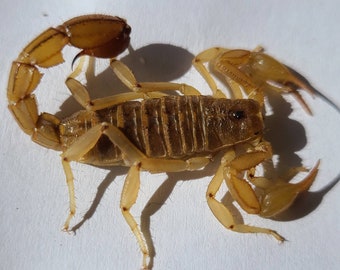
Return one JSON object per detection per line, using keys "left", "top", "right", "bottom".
{"left": 97, "top": 95, "right": 230, "bottom": 159}
{"left": 60, "top": 95, "right": 260, "bottom": 165}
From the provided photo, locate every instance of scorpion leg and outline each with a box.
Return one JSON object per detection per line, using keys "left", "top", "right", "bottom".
{"left": 103, "top": 126, "right": 210, "bottom": 268}
{"left": 193, "top": 47, "right": 228, "bottom": 98}
{"left": 60, "top": 121, "right": 210, "bottom": 266}
{"left": 110, "top": 59, "right": 202, "bottom": 96}
{"left": 66, "top": 56, "right": 175, "bottom": 111}
{"left": 60, "top": 124, "right": 105, "bottom": 230}
{"left": 206, "top": 149, "right": 285, "bottom": 242}
{"left": 193, "top": 47, "right": 246, "bottom": 99}
{"left": 59, "top": 122, "right": 144, "bottom": 231}
{"left": 120, "top": 164, "right": 149, "bottom": 268}
{"left": 66, "top": 56, "right": 166, "bottom": 111}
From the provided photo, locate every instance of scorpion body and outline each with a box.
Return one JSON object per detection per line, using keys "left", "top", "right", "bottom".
{"left": 61, "top": 96, "right": 262, "bottom": 165}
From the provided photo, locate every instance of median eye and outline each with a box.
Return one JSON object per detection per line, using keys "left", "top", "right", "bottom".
{"left": 229, "top": 110, "right": 245, "bottom": 120}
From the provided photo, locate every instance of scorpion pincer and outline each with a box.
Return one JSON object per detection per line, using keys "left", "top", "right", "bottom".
{"left": 7, "top": 14, "right": 319, "bottom": 269}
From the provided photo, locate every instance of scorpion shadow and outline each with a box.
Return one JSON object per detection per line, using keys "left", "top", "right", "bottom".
{"left": 263, "top": 74, "right": 340, "bottom": 221}
{"left": 56, "top": 44, "right": 339, "bottom": 269}
{"left": 262, "top": 88, "right": 339, "bottom": 221}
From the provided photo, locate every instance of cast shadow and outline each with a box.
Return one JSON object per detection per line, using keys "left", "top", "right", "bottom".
{"left": 262, "top": 72, "right": 339, "bottom": 221}
{"left": 70, "top": 166, "right": 128, "bottom": 233}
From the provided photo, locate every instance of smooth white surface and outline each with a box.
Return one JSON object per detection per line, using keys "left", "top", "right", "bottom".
{"left": 1, "top": 1, "right": 339, "bottom": 270}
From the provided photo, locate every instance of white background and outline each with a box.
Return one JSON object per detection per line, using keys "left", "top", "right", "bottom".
{"left": 1, "top": 1, "right": 339, "bottom": 270}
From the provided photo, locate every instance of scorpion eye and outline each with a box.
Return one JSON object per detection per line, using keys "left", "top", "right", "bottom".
{"left": 229, "top": 110, "right": 245, "bottom": 120}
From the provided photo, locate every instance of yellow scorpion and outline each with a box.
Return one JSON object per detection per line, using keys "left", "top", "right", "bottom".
{"left": 7, "top": 14, "right": 319, "bottom": 269}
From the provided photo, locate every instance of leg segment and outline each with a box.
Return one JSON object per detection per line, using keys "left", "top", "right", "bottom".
{"left": 66, "top": 56, "right": 168, "bottom": 111}
{"left": 60, "top": 124, "right": 106, "bottom": 230}
{"left": 120, "top": 164, "right": 149, "bottom": 268}
{"left": 61, "top": 158, "right": 76, "bottom": 231}
{"left": 192, "top": 47, "right": 229, "bottom": 98}
{"left": 110, "top": 59, "right": 202, "bottom": 96}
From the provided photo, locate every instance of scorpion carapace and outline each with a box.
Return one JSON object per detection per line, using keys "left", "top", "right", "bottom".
{"left": 7, "top": 14, "right": 319, "bottom": 269}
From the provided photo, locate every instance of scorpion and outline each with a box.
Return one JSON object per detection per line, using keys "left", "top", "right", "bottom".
{"left": 7, "top": 14, "right": 319, "bottom": 269}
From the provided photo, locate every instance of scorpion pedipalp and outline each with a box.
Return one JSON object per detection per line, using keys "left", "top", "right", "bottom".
{"left": 193, "top": 46, "right": 315, "bottom": 114}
